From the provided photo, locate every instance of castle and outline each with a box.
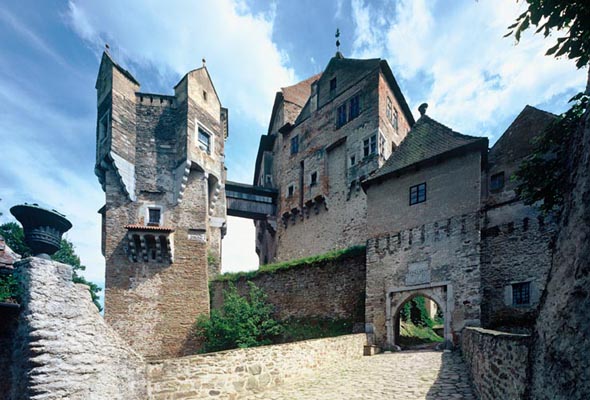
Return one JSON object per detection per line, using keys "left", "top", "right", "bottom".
{"left": 95, "top": 50, "right": 556, "bottom": 356}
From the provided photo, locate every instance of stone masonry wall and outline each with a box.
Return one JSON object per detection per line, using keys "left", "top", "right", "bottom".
{"left": 0, "top": 304, "right": 18, "bottom": 400}
{"left": 147, "top": 333, "right": 366, "bottom": 399}
{"left": 365, "top": 212, "right": 481, "bottom": 347}
{"left": 9, "top": 257, "right": 146, "bottom": 400}
{"left": 461, "top": 327, "right": 531, "bottom": 400}
{"left": 211, "top": 250, "right": 366, "bottom": 323}
{"left": 480, "top": 212, "right": 555, "bottom": 329}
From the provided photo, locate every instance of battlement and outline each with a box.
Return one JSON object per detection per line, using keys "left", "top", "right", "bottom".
{"left": 136, "top": 92, "right": 177, "bottom": 108}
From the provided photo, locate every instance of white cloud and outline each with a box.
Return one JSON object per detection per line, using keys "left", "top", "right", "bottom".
{"left": 67, "top": 0, "right": 295, "bottom": 127}
{"left": 222, "top": 216, "right": 258, "bottom": 273}
{"left": 351, "top": 0, "right": 587, "bottom": 141}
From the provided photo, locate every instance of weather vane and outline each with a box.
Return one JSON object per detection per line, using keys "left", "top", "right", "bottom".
{"left": 335, "top": 28, "right": 341, "bottom": 52}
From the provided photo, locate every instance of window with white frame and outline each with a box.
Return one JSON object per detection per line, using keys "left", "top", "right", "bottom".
{"left": 363, "top": 134, "right": 377, "bottom": 157}
{"left": 147, "top": 207, "right": 162, "bottom": 226}
{"left": 198, "top": 127, "right": 211, "bottom": 153}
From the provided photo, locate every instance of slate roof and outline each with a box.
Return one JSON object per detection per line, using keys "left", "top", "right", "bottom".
{"left": 365, "top": 115, "right": 488, "bottom": 185}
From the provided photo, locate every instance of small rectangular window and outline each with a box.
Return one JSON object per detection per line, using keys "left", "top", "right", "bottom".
{"left": 490, "top": 172, "right": 505, "bottom": 191}
{"left": 287, "top": 185, "right": 294, "bottom": 197}
{"left": 290, "top": 135, "right": 299, "bottom": 155}
{"left": 512, "top": 282, "right": 531, "bottom": 305}
{"left": 265, "top": 175, "right": 272, "bottom": 186}
{"left": 393, "top": 109, "right": 399, "bottom": 131}
{"left": 310, "top": 172, "right": 318, "bottom": 186}
{"left": 409, "top": 183, "right": 427, "bottom": 205}
{"left": 337, "top": 103, "right": 347, "bottom": 128}
{"left": 350, "top": 155, "right": 356, "bottom": 166}
{"left": 330, "top": 77, "right": 337, "bottom": 96}
{"left": 386, "top": 97, "right": 392, "bottom": 122}
{"left": 363, "top": 134, "right": 378, "bottom": 158}
{"left": 349, "top": 94, "right": 360, "bottom": 120}
{"left": 148, "top": 208, "right": 161, "bottom": 226}
{"left": 198, "top": 128, "right": 210, "bottom": 153}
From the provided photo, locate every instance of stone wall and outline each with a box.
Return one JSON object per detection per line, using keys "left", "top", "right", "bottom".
{"left": 9, "top": 257, "right": 146, "bottom": 400}
{"left": 0, "top": 304, "right": 18, "bottom": 399}
{"left": 147, "top": 333, "right": 366, "bottom": 399}
{"left": 480, "top": 212, "right": 555, "bottom": 329}
{"left": 529, "top": 79, "right": 590, "bottom": 400}
{"left": 211, "top": 249, "right": 366, "bottom": 323}
{"left": 461, "top": 327, "right": 531, "bottom": 400}
{"left": 365, "top": 212, "right": 482, "bottom": 348}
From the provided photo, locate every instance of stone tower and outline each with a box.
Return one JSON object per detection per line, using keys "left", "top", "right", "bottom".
{"left": 95, "top": 52, "right": 228, "bottom": 358}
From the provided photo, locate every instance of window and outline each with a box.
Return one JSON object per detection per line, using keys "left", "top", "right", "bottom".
{"left": 349, "top": 94, "right": 360, "bottom": 120}
{"left": 98, "top": 111, "right": 110, "bottom": 144}
{"left": 490, "top": 172, "right": 505, "bottom": 191}
{"left": 203, "top": 90, "right": 208, "bottom": 101}
{"left": 330, "top": 77, "right": 337, "bottom": 96}
{"left": 512, "top": 282, "right": 531, "bottom": 306}
{"left": 198, "top": 128, "right": 210, "bottom": 153}
{"left": 290, "top": 135, "right": 299, "bottom": 155}
{"left": 310, "top": 172, "right": 318, "bottom": 186}
{"left": 409, "top": 183, "right": 427, "bottom": 205}
{"left": 148, "top": 208, "right": 161, "bottom": 226}
{"left": 350, "top": 155, "right": 356, "bottom": 166}
{"left": 364, "top": 134, "right": 377, "bottom": 157}
{"left": 337, "top": 103, "right": 347, "bottom": 128}
{"left": 386, "top": 97, "right": 392, "bottom": 122}
{"left": 287, "top": 185, "right": 294, "bottom": 197}
{"left": 265, "top": 175, "right": 272, "bottom": 186}
{"left": 393, "top": 109, "right": 399, "bottom": 131}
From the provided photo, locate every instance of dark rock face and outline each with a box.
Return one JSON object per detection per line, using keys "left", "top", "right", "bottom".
{"left": 530, "top": 80, "right": 590, "bottom": 399}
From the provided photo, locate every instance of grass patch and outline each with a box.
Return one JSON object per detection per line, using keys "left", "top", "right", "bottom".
{"left": 399, "top": 321, "right": 443, "bottom": 347}
{"left": 277, "top": 318, "right": 353, "bottom": 343}
{"left": 215, "top": 245, "right": 365, "bottom": 282}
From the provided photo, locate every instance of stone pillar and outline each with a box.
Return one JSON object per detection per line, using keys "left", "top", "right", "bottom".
{"left": 9, "top": 257, "right": 146, "bottom": 400}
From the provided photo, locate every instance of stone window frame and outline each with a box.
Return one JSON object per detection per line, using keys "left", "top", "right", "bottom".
{"left": 490, "top": 171, "right": 505, "bottom": 192}
{"left": 290, "top": 135, "right": 299, "bottom": 155}
{"left": 310, "top": 171, "right": 318, "bottom": 187}
{"left": 145, "top": 205, "right": 163, "bottom": 226}
{"left": 287, "top": 184, "right": 295, "bottom": 198}
{"left": 363, "top": 134, "right": 378, "bottom": 158}
{"left": 195, "top": 119, "right": 214, "bottom": 155}
{"left": 409, "top": 182, "right": 427, "bottom": 205}
{"left": 336, "top": 102, "right": 347, "bottom": 128}
{"left": 329, "top": 77, "right": 337, "bottom": 96}
{"left": 386, "top": 96, "right": 393, "bottom": 122}
{"left": 349, "top": 153, "right": 357, "bottom": 167}
{"left": 349, "top": 93, "right": 361, "bottom": 121}
{"left": 512, "top": 281, "right": 531, "bottom": 306}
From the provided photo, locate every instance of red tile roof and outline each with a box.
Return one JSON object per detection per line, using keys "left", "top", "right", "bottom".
{"left": 281, "top": 73, "right": 322, "bottom": 107}
{"left": 124, "top": 224, "right": 175, "bottom": 232}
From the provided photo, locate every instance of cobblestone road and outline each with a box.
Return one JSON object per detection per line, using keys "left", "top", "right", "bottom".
{"left": 245, "top": 350, "right": 476, "bottom": 400}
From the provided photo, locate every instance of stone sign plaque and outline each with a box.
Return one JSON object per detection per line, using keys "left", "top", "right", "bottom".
{"left": 405, "top": 261, "right": 430, "bottom": 286}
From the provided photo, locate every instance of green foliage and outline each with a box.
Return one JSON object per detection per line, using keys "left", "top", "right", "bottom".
{"left": 279, "top": 318, "right": 352, "bottom": 343}
{"left": 215, "top": 245, "right": 365, "bottom": 282}
{"left": 400, "top": 296, "right": 437, "bottom": 328}
{"left": 195, "top": 282, "right": 282, "bottom": 352}
{"left": 506, "top": 0, "right": 590, "bottom": 68}
{"left": 399, "top": 321, "right": 443, "bottom": 347}
{"left": 514, "top": 93, "right": 589, "bottom": 214}
{"left": 0, "top": 222, "right": 102, "bottom": 311}
{"left": 0, "top": 273, "right": 20, "bottom": 303}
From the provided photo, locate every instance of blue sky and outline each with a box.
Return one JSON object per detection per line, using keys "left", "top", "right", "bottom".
{"left": 0, "top": 0, "right": 586, "bottom": 302}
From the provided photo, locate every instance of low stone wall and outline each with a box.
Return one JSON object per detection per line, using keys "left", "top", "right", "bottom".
{"left": 147, "top": 333, "right": 366, "bottom": 399}
{"left": 211, "top": 249, "right": 366, "bottom": 323}
{"left": 9, "top": 258, "right": 147, "bottom": 399}
{"left": 461, "top": 327, "right": 531, "bottom": 400}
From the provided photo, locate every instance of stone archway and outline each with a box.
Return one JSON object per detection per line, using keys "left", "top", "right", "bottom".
{"left": 385, "top": 284, "right": 453, "bottom": 349}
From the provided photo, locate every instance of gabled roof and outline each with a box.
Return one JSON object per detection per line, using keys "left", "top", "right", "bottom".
{"left": 282, "top": 73, "right": 322, "bottom": 107}
{"left": 364, "top": 115, "right": 487, "bottom": 186}
{"left": 174, "top": 66, "right": 223, "bottom": 106}
{"left": 489, "top": 105, "right": 556, "bottom": 165}
{"left": 95, "top": 51, "right": 140, "bottom": 89}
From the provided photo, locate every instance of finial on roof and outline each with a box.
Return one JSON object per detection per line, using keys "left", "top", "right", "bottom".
{"left": 335, "top": 28, "right": 342, "bottom": 57}
{"left": 202, "top": 58, "right": 206, "bottom": 68}
{"left": 418, "top": 103, "right": 428, "bottom": 116}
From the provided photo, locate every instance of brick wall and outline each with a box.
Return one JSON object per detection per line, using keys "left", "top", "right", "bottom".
{"left": 461, "top": 327, "right": 531, "bottom": 400}
{"left": 211, "top": 249, "right": 366, "bottom": 323}
{"left": 147, "top": 334, "right": 366, "bottom": 399}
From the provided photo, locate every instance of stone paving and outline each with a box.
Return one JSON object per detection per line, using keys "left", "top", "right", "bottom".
{"left": 245, "top": 350, "right": 476, "bottom": 400}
